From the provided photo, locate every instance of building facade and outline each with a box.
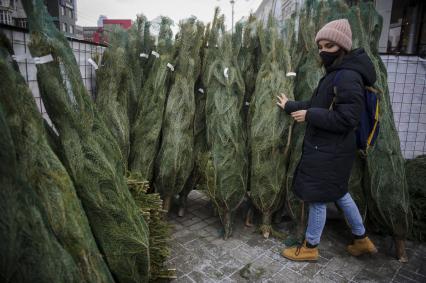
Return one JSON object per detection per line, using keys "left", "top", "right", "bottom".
{"left": 0, "top": 0, "right": 79, "bottom": 37}
{"left": 44, "top": 0, "right": 77, "bottom": 37}
{"left": 0, "top": 0, "right": 27, "bottom": 28}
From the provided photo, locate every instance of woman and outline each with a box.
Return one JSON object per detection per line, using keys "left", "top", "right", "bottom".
{"left": 277, "top": 19, "right": 377, "bottom": 261}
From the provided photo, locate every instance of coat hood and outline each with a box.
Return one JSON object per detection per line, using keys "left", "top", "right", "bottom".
{"left": 328, "top": 48, "right": 377, "bottom": 86}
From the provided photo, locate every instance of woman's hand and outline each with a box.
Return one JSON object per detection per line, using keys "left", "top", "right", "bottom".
{"left": 276, "top": 93, "right": 289, "bottom": 110}
{"left": 291, "top": 110, "right": 307, "bottom": 123}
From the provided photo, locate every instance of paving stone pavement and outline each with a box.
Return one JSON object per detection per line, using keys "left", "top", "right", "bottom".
{"left": 165, "top": 191, "right": 426, "bottom": 283}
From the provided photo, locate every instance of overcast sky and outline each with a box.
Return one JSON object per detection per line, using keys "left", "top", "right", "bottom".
{"left": 76, "top": 0, "right": 264, "bottom": 31}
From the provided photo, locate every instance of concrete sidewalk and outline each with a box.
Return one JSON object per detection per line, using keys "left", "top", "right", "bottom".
{"left": 166, "top": 190, "right": 426, "bottom": 283}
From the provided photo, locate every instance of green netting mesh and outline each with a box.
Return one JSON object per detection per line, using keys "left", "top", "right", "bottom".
{"left": 0, "top": 33, "right": 114, "bottom": 283}
{"left": 130, "top": 16, "right": 174, "bottom": 182}
{"left": 405, "top": 155, "right": 426, "bottom": 242}
{"left": 22, "top": 1, "right": 151, "bottom": 282}
{"left": 239, "top": 14, "right": 261, "bottom": 116}
{"left": 177, "top": 21, "right": 211, "bottom": 216}
{"left": 127, "top": 14, "right": 153, "bottom": 124}
{"left": 247, "top": 16, "right": 294, "bottom": 238}
{"left": 154, "top": 18, "right": 204, "bottom": 210}
{"left": 204, "top": 9, "right": 248, "bottom": 239}
{"left": 95, "top": 28, "right": 131, "bottom": 169}
{"left": 0, "top": 111, "right": 83, "bottom": 283}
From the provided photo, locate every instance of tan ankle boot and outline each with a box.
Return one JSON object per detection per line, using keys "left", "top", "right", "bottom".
{"left": 347, "top": 236, "right": 378, "bottom": 256}
{"left": 281, "top": 241, "right": 319, "bottom": 262}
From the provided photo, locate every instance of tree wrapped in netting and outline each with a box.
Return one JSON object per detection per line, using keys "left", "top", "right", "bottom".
{"left": 127, "top": 174, "right": 175, "bottom": 280}
{"left": 238, "top": 14, "right": 261, "bottom": 118}
{"left": 127, "top": 14, "right": 154, "bottom": 123}
{"left": 0, "top": 41, "right": 85, "bottom": 283}
{"left": 22, "top": 0, "right": 151, "bottom": 281}
{"left": 130, "top": 16, "right": 174, "bottom": 182}
{"left": 204, "top": 9, "right": 248, "bottom": 239}
{"left": 0, "top": 33, "right": 114, "bottom": 283}
{"left": 248, "top": 15, "right": 295, "bottom": 238}
{"left": 95, "top": 28, "right": 131, "bottom": 169}
{"left": 405, "top": 155, "right": 426, "bottom": 242}
{"left": 177, "top": 21, "right": 211, "bottom": 217}
{"left": 154, "top": 18, "right": 205, "bottom": 211}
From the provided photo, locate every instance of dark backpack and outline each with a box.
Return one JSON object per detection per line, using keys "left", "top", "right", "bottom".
{"left": 331, "top": 70, "right": 380, "bottom": 152}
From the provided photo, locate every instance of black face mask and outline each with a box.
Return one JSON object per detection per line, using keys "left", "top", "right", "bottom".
{"left": 319, "top": 51, "right": 340, "bottom": 67}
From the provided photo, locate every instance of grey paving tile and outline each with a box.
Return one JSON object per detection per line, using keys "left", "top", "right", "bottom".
{"left": 299, "top": 262, "right": 323, "bottom": 279}
{"left": 187, "top": 270, "right": 216, "bottom": 283}
{"left": 312, "top": 271, "right": 350, "bottom": 283}
{"left": 219, "top": 258, "right": 245, "bottom": 277}
{"left": 230, "top": 263, "right": 269, "bottom": 283}
{"left": 276, "top": 268, "right": 310, "bottom": 283}
{"left": 172, "top": 275, "right": 195, "bottom": 283}
{"left": 397, "top": 268, "right": 426, "bottom": 282}
{"left": 393, "top": 274, "right": 419, "bottom": 283}
{"left": 320, "top": 256, "right": 364, "bottom": 281}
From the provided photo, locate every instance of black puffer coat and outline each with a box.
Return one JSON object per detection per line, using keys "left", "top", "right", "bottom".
{"left": 284, "top": 48, "right": 376, "bottom": 203}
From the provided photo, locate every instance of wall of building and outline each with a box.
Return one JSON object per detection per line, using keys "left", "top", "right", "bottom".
{"left": 45, "top": 0, "right": 76, "bottom": 37}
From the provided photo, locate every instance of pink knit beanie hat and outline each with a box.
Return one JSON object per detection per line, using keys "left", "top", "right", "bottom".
{"left": 315, "top": 19, "right": 352, "bottom": 52}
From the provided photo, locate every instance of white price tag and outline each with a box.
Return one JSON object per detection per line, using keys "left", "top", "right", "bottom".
{"left": 166, "top": 63, "right": 175, "bottom": 71}
{"left": 286, "top": 72, "right": 296, "bottom": 77}
{"left": 245, "top": 102, "right": 250, "bottom": 106}
{"left": 198, "top": 88, "right": 204, "bottom": 94}
{"left": 140, "top": 53, "right": 149, "bottom": 58}
{"left": 34, "top": 54, "right": 54, "bottom": 64}
{"left": 224, "top": 67, "right": 229, "bottom": 78}
{"left": 88, "top": 58, "right": 99, "bottom": 70}
{"left": 151, "top": 51, "right": 160, "bottom": 58}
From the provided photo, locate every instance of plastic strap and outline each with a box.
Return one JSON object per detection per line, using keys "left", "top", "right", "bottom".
{"left": 34, "top": 54, "right": 54, "bottom": 64}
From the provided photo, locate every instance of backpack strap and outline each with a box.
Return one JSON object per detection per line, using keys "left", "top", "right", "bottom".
{"left": 329, "top": 70, "right": 344, "bottom": 110}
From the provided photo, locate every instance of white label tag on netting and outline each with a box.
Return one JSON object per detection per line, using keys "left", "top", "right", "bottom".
{"left": 12, "top": 54, "right": 31, "bottom": 61}
{"left": 198, "top": 88, "right": 204, "bottom": 94}
{"left": 140, "top": 53, "right": 149, "bottom": 58}
{"left": 166, "top": 63, "right": 175, "bottom": 71}
{"left": 286, "top": 72, "right": 296, "bottom": 77}
{"left": 224, "top": 67, "right": 229, "bottom": 78}
{"left": 151, "top": 51, "right": 160, "bottom": 58}
{"left": 245, "top": 102, "right": 250, "bottom": 106}
{"left": 88, "top": 58, "right": 99, "bottom": 70}
{"left": 34, "top": 54, "right": 54, "bottom": 65}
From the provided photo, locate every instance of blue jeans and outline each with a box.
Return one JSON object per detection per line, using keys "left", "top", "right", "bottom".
{"left": 305, "top": 193, "right": 365, "bottom": 245}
